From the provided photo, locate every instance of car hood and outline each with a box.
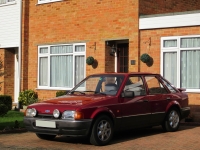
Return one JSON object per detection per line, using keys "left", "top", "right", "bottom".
{"left": 28, "top": 94, "right": 112, "bottom": 113}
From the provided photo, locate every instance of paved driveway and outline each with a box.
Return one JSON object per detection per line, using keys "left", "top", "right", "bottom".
{"left": 0, "top": 125, "right": 199, "bottom": 150}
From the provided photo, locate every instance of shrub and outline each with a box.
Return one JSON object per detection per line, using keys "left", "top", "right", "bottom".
{"left": 0, "top": 95, "right": 12, "bottom": 110}
{"left": 56, "top": 91, "right": 66, "bottom": 97}
{"left": 0, "top": 104, "right": 8, "bottom": 116}
{"left": 18, "top": 89, "right": 38, "bottom": 106}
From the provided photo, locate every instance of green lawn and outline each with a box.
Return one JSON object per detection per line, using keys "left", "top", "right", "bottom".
{"left": 0, "top": 110, "right": 25, "bottom": 130}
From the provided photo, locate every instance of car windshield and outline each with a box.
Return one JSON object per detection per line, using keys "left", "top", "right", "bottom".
{"left": 69, "top": 74, "right": 125, "bottom": 96}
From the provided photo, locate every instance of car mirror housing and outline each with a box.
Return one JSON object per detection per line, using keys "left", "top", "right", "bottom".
{"left": 122, "top": 91, "right": 135, "bottom": 98}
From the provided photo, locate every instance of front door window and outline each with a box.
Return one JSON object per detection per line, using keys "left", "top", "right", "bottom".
{"left": 117, "top": 43, "right": 128, "bottom": 73}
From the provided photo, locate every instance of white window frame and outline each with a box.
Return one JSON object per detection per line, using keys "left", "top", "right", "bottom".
{"left": 37, "top": 43, "right": 86, "bottom": 90}
{"left": 37, "top": 0, "right": 62, "bottom": 5}
{"left": 0, "top": 0, "right": 16, "bottom": 6}
{"left": 161, "top": 35, "right": 200, "bottom": 93}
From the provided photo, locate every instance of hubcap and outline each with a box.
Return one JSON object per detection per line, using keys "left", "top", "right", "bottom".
{"left": 97, "top": 120, "right": 111, "bottom": 141}
{"left": 169, "top": 110, "right": 179, "bottom": 128}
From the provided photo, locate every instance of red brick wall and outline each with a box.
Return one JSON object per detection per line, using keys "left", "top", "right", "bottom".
{"left": 23, "top": 0, "right": 139, "bottom": 100}
{"left": 0, "top": 49, "right": 5, "bottom": 94}
{"left": 0, "top": 48, "right": 14, "bottom": 101}
{"left": 140, "top": 0, "right": 200, "bottom": 15}
{"left": 4, "top": 49, "right": 15, "bottom": 100}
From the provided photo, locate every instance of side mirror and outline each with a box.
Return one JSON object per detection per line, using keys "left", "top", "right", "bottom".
{"left": 121, "top": 91, "right": 135, "bottom": 98}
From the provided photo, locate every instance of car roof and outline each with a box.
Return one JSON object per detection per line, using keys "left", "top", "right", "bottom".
{"left": 90, "top": 72, "right": 161, "bottom": 76}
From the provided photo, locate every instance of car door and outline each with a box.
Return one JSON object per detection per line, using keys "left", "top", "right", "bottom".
{"left": 144, "top": 75, "right": 171, "bottom": 125}
{"left": 119, "top": 75, "right": 151, "bottom": 129}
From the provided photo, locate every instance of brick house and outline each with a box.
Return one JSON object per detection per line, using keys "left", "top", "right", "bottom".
{"left": 1, "top": 0, "right": 200, "bottom": 120}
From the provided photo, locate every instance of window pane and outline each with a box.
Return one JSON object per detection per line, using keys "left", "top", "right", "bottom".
{"left": 181, "top": 50, "right": 200, "bottom": 89}
{"left": 163, "top": 40, "right": 177, "bottom": 47}
{"left": 40, "top": 47, "right": 48, "bottom": 54}
{"left": 163, "top": 52, "right": 177, "bottom": 87}
{"left": 181, "top": 37, "right": 200, "bottom": 48}
{"left": 75, "top": 45, "right": 85, "bottom": 52}
{"left": 145, "top": 76, "right": 168, "bottom": 94}
{"left": 124, "top": 76, "right": 146, "bottom": 96}
{"left": 50, "top": 45, "right": 73, "bottom": 54}
{"left": 50, "top": 55, "right": 73, "bottom": 87}
{"left": 75, "top": 56, "right": 85, "bottom": 86}
{"left": 0, "top": 0, "right": 6, "bottom": 4}
{"left": 39, "top": 57, "right": 48, "bottom": 86}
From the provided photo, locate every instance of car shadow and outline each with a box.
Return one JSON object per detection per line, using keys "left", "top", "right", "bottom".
{"left": 52, "top": 125, "right": 197, "bottom": 145}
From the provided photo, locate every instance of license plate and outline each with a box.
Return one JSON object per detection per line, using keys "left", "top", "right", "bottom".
{"left": 36, "top": 120, "right": 56, "bottom": 128}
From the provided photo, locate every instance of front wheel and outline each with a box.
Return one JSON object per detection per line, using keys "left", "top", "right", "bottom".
{"left": 36, "top": 133, "right": 56, "bottom": 140}
{"left": 162, "top": 108, "right": 180, "bottom": 132}
{"left": 90, "top": 115, "right": 113, "bottom": 146}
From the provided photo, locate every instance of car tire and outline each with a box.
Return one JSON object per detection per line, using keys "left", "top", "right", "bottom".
{"left": 162, "top": 108, "right": 180, "bottom": 132}
{"left": 90, "top": 115, "right": 113, "bottom": 146}
{"left": 36, "top": 133, "right": 56, "bottom": 140}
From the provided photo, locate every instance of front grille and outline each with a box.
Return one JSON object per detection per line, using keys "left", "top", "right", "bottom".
{"left": 36, "top": 114, "right": 56, "bottom": 119}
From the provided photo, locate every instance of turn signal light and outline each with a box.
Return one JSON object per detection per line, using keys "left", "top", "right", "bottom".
{"left": 74, "top": 112, "right": 84, "bottom": 120}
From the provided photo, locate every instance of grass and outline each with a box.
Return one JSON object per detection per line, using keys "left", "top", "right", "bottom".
{"left": 0, "top": 110, "right": 25, "bottom": 130}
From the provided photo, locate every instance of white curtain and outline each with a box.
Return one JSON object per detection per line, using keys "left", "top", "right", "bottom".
{"left": 0, "top": 0, "right": 6, "bottom": 4}
{"left": 181, "top": 50, "right": 200, "bottom": 89}
{"left": 75, "top": 56, "right": 85, "bottom": 86}
{"left": 39, "top": 57, "right": 48, "bottom": 86}
{"left": 181, "top": 37, "right": 200, "bottom": 48}
{"left": 50, "top": 46, "right": 73, "bottom": 87}
{"left": 163, "top": 52, "right": 177, "bottom": 86}
{"left": 164, "top": 40, "right": 177, "bottom": 47}
{"left": 75, "top": 45, "right": 85, "bottom": 86}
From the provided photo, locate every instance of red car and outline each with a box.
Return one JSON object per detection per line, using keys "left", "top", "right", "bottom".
{"left": 24, "top": 73, "right": 190, "bottom": 146}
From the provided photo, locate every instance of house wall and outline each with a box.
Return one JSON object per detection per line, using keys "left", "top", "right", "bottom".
{"left": 4, "top": 49, "right": 15, "bottom": 100}
{"left": 140, "top": 26, "right": 200, "bottom": 121}
{"left": 24, "top": 0, "right": 139, "bottom": 100}
{"left": 0, "top": 48, "right": 15, "bottom": 101}
{"left": 139, "top": 0, "right": 200, "bottom": 15}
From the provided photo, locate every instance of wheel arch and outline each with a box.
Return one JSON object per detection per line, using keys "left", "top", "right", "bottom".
{"left": 164, "top": 101, "right": 181, "bottom": 119}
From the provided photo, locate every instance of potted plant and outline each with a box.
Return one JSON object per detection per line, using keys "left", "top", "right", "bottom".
{"left": 86, "top": 56, "right": 95, "bottom": 65}
{"left": 140, "top": 53, "right": 151, "bottom": 63}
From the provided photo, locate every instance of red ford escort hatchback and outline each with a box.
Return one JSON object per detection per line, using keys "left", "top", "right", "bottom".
{"left": 24, "top": 73, "right": 190, "bottom": 146}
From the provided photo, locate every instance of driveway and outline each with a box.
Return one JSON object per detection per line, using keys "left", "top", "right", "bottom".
{"left": 0, "top": 125, "right": 199, "bottom": 150}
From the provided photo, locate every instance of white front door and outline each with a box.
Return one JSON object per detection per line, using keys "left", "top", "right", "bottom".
{"left": 14, "top": 48, "right": 19, "bottom": 104}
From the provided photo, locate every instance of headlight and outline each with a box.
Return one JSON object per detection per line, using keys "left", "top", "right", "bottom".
{"left": 53, "top": 109, "right": 60, "bottom": 118}
{"left": 61, "top": 111, "right": 75, "bottom": 119}
{"left": 26, "top": 108, "right": 37, "bottom": 117}
{"left": 61, "top": 111, "right": 84, "bottom": 120}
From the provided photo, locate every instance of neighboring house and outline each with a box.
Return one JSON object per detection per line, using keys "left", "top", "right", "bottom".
{"left": 0, "top": 0, "right": 22, "bottom": 105}
{"left": 1, "top": 0, "right": 200, "bottom": 120}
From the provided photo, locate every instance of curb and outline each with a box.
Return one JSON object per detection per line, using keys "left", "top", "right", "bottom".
{"left": 180, "top": 122, "right": 200, "bottom": 126}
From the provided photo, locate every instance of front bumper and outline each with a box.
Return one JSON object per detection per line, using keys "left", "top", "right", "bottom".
{"left": 23, "top": 117, "right": 92, "bottom": 137}
{"left": 180, "top": 107, "right": 190, "bottom": 119}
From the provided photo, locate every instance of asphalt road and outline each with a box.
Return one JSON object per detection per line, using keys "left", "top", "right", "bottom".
{"left": 0, "top": 125, "right": 199, "bottom": 150}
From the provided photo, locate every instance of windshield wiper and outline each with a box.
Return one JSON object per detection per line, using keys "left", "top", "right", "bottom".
{"left": 95, "top": 92, "right": 107, "bottom": 95}
{"left": 70, "top": 91, "right": 85, "bottom": 95}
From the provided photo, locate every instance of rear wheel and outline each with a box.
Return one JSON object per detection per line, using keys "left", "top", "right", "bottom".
{"left": 90, "top": 115, "right": 113, "bottom": 146}
{"left": 162, "top": 108, "right": 180, "bottom": 132}
{"left": 36, "top": 133, "right": 56, "bottom": 140}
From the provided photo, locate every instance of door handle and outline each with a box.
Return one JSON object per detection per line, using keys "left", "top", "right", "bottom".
{"left": 166, "top": 97, "right": 170, "bottom": 100}
{"left": 143, "top": 100, "right": 148, "bottom": 102}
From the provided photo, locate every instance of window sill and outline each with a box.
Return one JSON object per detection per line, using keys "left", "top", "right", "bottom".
{"left": 37, "top": 0, "right": 63, "bottom": 5}
{"left": 0, "top": 1, "right": 16, "bottom": 7}
{"left": 185, "top": 89, "right": 200, "bottom": 93}
{"left": 36, "top": 87, "right": 72, "bottom": 91}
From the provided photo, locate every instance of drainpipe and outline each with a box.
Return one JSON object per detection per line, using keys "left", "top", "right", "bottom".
{"left": 17, "top": 0, "right": 22, "bottom": 108}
